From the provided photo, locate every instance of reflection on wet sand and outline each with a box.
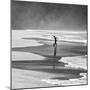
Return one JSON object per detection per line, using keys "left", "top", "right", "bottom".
{"left": 12, "top": 55, "right": 87, "bottom": 80}
{"left": 12, "top": 36, "right": 87, "bottom": 89}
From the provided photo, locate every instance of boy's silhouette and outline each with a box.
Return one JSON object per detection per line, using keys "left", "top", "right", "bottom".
{"left": 53, "top": 36, "right": 57, "bottom": 47}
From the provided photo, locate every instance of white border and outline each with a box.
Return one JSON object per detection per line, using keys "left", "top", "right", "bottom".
{"left": 16, "top": 0, "right": 88, "bottom": 5}
{"left": 0, "top": 0, "right": 89, "bottom": 90}
{"left": 0, "top": 0, "right": 10, "bottom": 90}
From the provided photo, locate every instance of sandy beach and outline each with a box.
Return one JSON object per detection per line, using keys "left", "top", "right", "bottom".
{"left": 12, "top": 30, "right": 87, "bottom": 89}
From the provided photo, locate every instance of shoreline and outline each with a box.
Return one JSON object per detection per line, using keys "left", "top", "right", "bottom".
{"left": 12, "top": 31, "right": 87, "bottom": 89}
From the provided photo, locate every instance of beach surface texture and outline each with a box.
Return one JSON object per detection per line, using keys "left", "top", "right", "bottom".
{"left": 12, "top": 30, "right": 87, "bottom": 89}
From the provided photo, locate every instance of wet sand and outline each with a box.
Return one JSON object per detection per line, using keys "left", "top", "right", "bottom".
{"left": 12, "top": 68, "right": 87, "bottom": 89}
{"left": 12, "top": 41, "right": 87, "bottom": 57}
{"left": 12, "top": 37, "right": 87, "bottom": 89}
{"left": 12, "top": 55, "right": 87, "bottom": 89}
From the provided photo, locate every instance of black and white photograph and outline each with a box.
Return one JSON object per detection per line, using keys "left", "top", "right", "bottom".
{"left": 11, "top": 0, "right": 88, "bottom": 89}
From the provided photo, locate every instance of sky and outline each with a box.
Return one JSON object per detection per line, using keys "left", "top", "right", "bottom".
{"left": 11, "top": 0, "right": 87, "bottom": 31}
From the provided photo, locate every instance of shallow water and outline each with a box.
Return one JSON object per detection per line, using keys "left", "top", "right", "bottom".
{"left": 12, "top": 30, "right": 87, "bottom": 89}
{"left": 12, "top": 51, "right": 45, "bottom": 61}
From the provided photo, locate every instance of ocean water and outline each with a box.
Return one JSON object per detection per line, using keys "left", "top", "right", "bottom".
{"left": 12, "top": 30, "right": 87, "bottom": 89}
